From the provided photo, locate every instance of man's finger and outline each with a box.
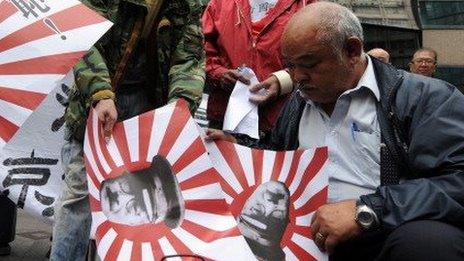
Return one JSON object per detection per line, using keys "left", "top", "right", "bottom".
{"left": 249, "top": 93, "right": 268, "bottom": 104}
{"left": 230, "top": 71, "right": 250, "bottom": 85}
{"left": 249, "top": 82, "right": 267, "bottom": 92}
{"left": 237, "top": 75, "right": 250, "bottom": 85}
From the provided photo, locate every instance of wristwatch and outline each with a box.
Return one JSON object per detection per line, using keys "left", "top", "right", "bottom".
{"left": 355, "top": 200, "right": 379, "bottom": 230}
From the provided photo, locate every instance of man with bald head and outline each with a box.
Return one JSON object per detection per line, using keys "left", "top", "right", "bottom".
{"left": 367, "top": 48, "right": 390, "bottom": 63}
{"left": 207, "top": 2, "right": 464, "bottom": 260}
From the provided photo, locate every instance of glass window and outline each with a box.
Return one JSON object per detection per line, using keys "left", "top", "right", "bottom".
{"left": 363, "top": 24, "right": 421, "bottom": 70}
{"left": 418, "top": 0, "right": 464, "bottom": 28}
{"left": 435, "top": 66, "right": 464, "bottom": 90}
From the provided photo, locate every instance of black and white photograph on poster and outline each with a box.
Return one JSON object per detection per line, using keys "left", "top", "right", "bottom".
{"left": 207, "top": 140, "right": 329, "bottom": 260}
{"left": 0, "top": 71, "right": 75, "bottom": 224}
{"left": 100, "top": 155, "right": 185, "bottom": 228}
{"left": 238, "top": 181, "right": 290, "bottom": 261}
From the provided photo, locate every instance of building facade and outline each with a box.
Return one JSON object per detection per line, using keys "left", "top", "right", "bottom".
{"left": 337, "top": 0, "right": 463, "bottom": 88}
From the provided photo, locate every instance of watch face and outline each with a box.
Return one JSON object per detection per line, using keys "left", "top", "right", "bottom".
{"left": 358, "top": 211, "right": 373, "bottom": 225}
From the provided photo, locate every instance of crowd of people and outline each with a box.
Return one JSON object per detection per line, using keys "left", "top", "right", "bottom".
{"left": 1, "top": 0, "right": 463, "bottom": 260}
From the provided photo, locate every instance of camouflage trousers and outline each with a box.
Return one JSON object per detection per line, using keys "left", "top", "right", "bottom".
{"left": 51, "top": 138, "right": 91, "bottom": 261}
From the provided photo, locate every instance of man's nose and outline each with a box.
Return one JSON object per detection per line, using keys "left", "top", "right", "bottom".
{"left": 264, "top": 204, "right": 276, "bottom": 217}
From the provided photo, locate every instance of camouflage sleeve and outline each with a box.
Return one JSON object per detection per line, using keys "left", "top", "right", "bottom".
{"left": 65, "top": 46, "right": 113, "bottom": 141}
{"left": 166, "top": 0, "right": 206, "bottom": 112}
{"left": 73, "top": 46, "right": 114, "bottom": 106}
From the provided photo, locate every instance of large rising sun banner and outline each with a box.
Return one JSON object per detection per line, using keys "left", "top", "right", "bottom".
{"left": 0, "top": 0, "right": 112, "bottom": 148}
{"left": 206, "top": 140, "right": 329, "bottom": 261}
{"left": 84, "top": 100, "right": 255, "bottom": 260}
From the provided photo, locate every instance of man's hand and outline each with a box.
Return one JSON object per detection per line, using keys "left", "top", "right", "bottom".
{"left": 249, "top": 75, "right": 281, "bottom": 105}
{"left": 310, "top": 200, "right": 363, "bottom": 254}
{"left": 205, "top": 129, "right": 237, "bottom": 143}
{"left": 220, "top": 69, "right": 250, "bottom": 91}
{"left": 94, "top": 99, "right": 117, "bottom": 142}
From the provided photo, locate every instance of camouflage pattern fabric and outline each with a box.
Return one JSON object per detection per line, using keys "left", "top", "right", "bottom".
{"left": 65, "top": 0, "right": 205, "bottom": 141}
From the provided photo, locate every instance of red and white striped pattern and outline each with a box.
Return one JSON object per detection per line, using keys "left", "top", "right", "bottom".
{"left": 85, "top": 100, "right": 255, "bottom": 261}
{"left": 207, "top": 140, "right": 329, "bottom": 261}
{"left": 0, "top": 0, "right": 112, "bottom": 148}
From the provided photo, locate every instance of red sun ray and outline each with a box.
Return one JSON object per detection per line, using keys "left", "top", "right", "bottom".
{"left": 131, "top": 241, "right": 142, "bottom": 261}
{"left": 0, "top": 86, "right": 46, "bottom": 110}
{"left": 251, "top": 148, "right": 264, "bottom": 185}
{"left": 215, "top": 140, "right": 249, "bottom": 189}
{"left": 86, "top": 112, "right": 110, "bottom": 179}
{"left": 151, "top": 241, "right": 164, "bottom": 261}
{"left": 157, "top": 100, "right": 191, "bottom": 157}
{"left": 0, "top": 1, "right": 17, "bottom": 23}
{"left": 95, "top": 221, "right": 112, "bottom": 245}
{"left": 283, "top": 149, "right": 305, "bottom": 187}
{"left": 112, "top": 119, "right": 131, "bottom": 166}
{"left": 270, "top": 151, "right": 285, "bottom": 181}
{"left": 0, "top": 51, "right": 87, "bottom": 75}
{"left": 0, "top": 115, "right": 19, "bottom": 142}
{"left": 291, "top": 147, "right": 328, "bottom": 201}
{"left": 83, "top": 155, "right": 102, "bottom": 190}
{"left": 179, "top": 168, "right": 220, "bottom": 191}
{"left": 89, "top": 195, "right": 102, "bottom": 212}
{"left": 165, "top": 231, "right": 195, "bottom": 256}
{"left": 105, "top": 235, "right": 125, "bottom": 260}
{"left": 286, "top": 240, "right": 318, "bottom": 261}
{"left": 293, "top": 225, "right": 313, "bottom": 239}
{"left": 203, "top": 168, "right": 239, "bottom": 199}
{"left": 172, "top": 137, "right": 205, "bottom": 174}
{"left": 0, "top": 4, "right": 107, "bottom": 53}
{"left": 138, "top": 110, "right": 154, "bottom": 164}
{"left": 294, "top": 187, "right": 328, "bottom": 216}
{"left": 185, "top": 199, "right": 231, "bottom": 216}
{"left": 180, "top": 220, "right": 242, "bottom": 243}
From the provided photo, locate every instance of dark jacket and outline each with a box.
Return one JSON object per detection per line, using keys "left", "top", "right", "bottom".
{"left": 243, "top": 58, "right": 464, "bottom": 231}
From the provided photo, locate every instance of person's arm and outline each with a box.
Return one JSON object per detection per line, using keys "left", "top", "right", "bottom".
{"left": 249, "top": 70, "right": 294, "bottom": 105}
{"left": 310, "top": 78, "right": 464, "bottom": 254}
{"left": 361, "top": 79, "right": 464, "bottom": 230}
{"left": 202, "top": 0, "right": 228, "bottom": 86}
{"left": 72, "top": 46, "right": 116, "bottom": 140}
{"left": 165, "top": 0, "right": 206, "bottom": 113}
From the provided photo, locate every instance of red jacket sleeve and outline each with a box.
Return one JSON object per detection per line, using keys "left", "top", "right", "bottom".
{"left": 202, "top": 0, "right": 229, "bottom": 84}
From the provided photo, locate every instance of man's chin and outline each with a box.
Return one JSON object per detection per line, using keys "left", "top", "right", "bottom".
{"left": 237, "top": 217, "right": 283, "bottom": 246}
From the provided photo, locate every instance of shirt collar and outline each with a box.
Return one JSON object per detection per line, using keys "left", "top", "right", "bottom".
{"left": 347, "top": 55, "right": 380, "bottom": 101}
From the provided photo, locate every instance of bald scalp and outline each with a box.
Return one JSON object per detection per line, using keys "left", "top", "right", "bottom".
{"left": 282, "top": 1, "right": 363, "bottom": 56}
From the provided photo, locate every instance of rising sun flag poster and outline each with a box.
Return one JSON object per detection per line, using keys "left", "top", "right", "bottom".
{"left": 206, "top": 140, "right": 329, "bottom": 261}
{"left": 0, "top": 0, "right": 112, "bottom": 148}
{"left": 84, "top": 100, "right": 255, "bottom": 260}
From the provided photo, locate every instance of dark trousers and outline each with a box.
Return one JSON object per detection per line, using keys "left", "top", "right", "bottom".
{"left": 0, "top": 194, "right": 16, "bottom": 244}
{"left": 115, "top": 84, "right": 156, "bottom": 122}
{"left": 331, "top": 220, "right": 464, "bottom": 261}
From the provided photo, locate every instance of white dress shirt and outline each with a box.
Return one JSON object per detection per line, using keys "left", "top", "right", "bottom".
{"left": 298, "top": 56, "right": 381, "bottom": 203}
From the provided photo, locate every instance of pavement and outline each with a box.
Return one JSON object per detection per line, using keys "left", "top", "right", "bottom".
{"left": 1, "top": 209, "right": 52, "bottom": 261}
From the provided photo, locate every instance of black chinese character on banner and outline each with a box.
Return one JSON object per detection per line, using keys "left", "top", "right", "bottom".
{"left": 10, "top": 0, "right": 50, "bottom": 19}
{"left": 2, "top": 150, "right": 58, "bottom": 217}
{"left": 51, "top": 83, "right": 71, "bottom": 132}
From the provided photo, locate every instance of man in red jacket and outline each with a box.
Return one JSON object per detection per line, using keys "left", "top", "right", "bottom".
{"left": 202, "top": 0, "right": 313, "bottom": 135}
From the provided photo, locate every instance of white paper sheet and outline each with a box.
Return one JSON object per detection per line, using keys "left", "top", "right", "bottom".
{"left": 223, "top": 67, "right": 260, "bottom": 139}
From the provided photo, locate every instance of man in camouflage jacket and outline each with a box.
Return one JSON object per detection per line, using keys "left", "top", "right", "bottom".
{"left": 51, "top": 0, "right": 205, "bottom": 259}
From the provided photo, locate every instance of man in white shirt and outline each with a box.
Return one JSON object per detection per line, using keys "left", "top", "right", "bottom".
{"left": 207, "top": 2, "right": 464, "bottom": 260}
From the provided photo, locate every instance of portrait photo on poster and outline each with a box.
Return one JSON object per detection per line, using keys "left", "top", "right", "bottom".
{"left": 238, "top": 181, "right": 290, "bottom": 260}
{"left": 100, "top": 155, "right": 185, "bottom": 228}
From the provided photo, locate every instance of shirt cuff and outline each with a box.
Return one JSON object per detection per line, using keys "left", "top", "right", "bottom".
{"left": 272, "top": 70, "right": 293, "bottom": 95}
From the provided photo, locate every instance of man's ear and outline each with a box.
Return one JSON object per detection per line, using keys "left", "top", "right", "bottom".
{"left": 345, "top": 37, "right": 363, "bottom": 58}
